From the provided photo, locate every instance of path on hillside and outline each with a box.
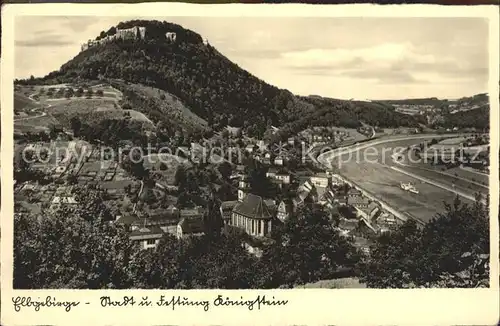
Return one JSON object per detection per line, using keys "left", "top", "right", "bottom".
{"left": 14, "top": 112, "right": 48, "bottom": 122}
{"left": 133, "top": 180, "right": 145, "bottom": 214}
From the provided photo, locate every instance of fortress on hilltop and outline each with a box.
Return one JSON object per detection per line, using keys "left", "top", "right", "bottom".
{"left": 81, "top": 25, "right": 178, "bottom": 51}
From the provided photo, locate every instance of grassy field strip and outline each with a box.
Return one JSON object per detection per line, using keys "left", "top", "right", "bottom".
{"left": 392, "top": 156, "right": 488, "bottom": 189}
{"left": 318, "top": 133, "right": 473, "bottom": 167}
{"left": 398, "top": 163, "right": 487, "bottom": 189}
{"left": 389, "top": 165, "right": 483, "bottom": 204}
{"left": 14, "top": 112, "right": 48, "bottom": 122}
{"left": 460, "top": 166, "right": 489, "bottom": 177}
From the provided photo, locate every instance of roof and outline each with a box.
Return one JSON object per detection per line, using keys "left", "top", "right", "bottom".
{"left": 115, "top": 214, "right": 139, "bottom": 225}
{"left": 51, "top": 196, "right": 77, "bottom": 204}
{"left": 180, "top": 207, "right": 205, "bottom": 218}
{"left": 129, "top": 225, "right": 164, "bottom": 239}
{"left": 221, "top": 200, "right": 238, "bottom": 211}
{"left": 133, "top": 212, "right": 180, "bottom": 226}
{"left": 264, "top": 199, "right": 277, "bottom": 210}
{"left": 348, "top": 188, "right": 362, "bottom": 196}
{"left": 278, "top": 199, "right": 293, "bottom": 212}
{"left": 233, "top": 193, "right": 273, "bottom": 220}
{"left": 367, "top": 202, "right": 380, "bottom": 212}
{"left": 349, "top": 196, "right": 369, "bottom": 206}
{"left": 178, "top": 217, "right": 205, "bottom": 234}
{"left": 312, "top": 172, "right": 329, "bottom": 179}
{"left": 338, "top": 219, "right": 359, "bottom": 231}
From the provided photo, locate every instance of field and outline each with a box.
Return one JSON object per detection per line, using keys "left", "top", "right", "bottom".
{"left": 15, "top": 115, "right": 60, "bottom": 133}
{"left": 14, "top": 93, "right": 38, "bottom": 111}
{"left": 438, "top": 137, "right": 467, "bottom": 145}
{"left": 298, "top": 277, "right": 366, "bottom": 289}
{"left": 328, "top": 136, "right": 485, "bottom": 224}
{"left": 123, "top": 83, "right": 208, "bottom": 128}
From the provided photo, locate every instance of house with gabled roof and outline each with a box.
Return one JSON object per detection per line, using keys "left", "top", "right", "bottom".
{"left": 129, "top": 225, "right": 164, "bottom": 250}
{"left": 220, "top": 200, "right": 238, "bottom": 225}
{"left": 231, "top": 193, "right": 274, "bottom": 237}
{"left": 277, "top": 199, "right": 294, "bottom": 222}
{"left": 177, "top": 217, "right": 205, "bottom": 239}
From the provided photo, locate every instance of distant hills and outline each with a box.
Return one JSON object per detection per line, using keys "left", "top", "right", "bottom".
{"left": 378, "top": 93, "right": 488, "bottom": 107}
{"left": 16, "top": 20, "right": 486, "bottom": 138}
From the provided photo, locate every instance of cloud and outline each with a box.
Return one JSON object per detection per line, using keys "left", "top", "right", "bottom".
{"left": 279, "top": 41, "right": 487, "bottom": 85}
{"left": 16, "top": 35, "right": 76, "bottom": 48}
{"left": 12, "top": 16, "right": 488, "bottom": 99}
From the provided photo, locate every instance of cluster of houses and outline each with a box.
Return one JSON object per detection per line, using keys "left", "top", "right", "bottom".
{"left": 81, "top": 25, "right": 177, "bottom": 51}
{"left": 394, "top": 104, "right": 437, "bottom": 116}
{"left": 299, "top": 127, "right": 353, "bottom": 148}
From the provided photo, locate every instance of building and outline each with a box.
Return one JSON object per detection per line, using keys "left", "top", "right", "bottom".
{"left": 347, "top": 188, "right": 362, "bottom": 198}
{"left": 165, "top": 32, "right": 177, "bottom": 42}
{"left": 367, "top": 202, "right": 382, "bottom": 220}
{"left": 267, "top": 168, "right": 292, "bottom": 185}
{"left": 49, "top": 195, "right": 77, "bottom": 210}
{"left": 274, "top": 172, "right": 292, "bottom": 185}
{"left": 334, "top": 196, "right": 348, "bottom": 206}
{"left": 245, "top": 144, "right": 256, "bottom": 153}
{"left": 238, "top": 176, "right": 251, "bottom": 202}
{"left": 226, "top": 126, "right": 242, "bottom": 138}
{"left": 231, "top": 193, "right": 274, "bottom": 237}
{"left": 274, "top": 156, "right": 284, "bottom": 166}
{"left": 349, "top": 196, "right": 370, "bottom": 209}
{"left": 277, "top": 199, "right": 294, "bottom": 222}
{"left": 220, "top": 200, "right": 238, "bottom": 225}
{"left": 117, "top": 26, "right": 146, "bottom": 40}
{"left": 177, "top": 217, "right": 205, "bottom": 239}
{"left": 180, "top": 206, "right": 205, "bottom": 220}
{"left": 376, "top": 212, "right": 398, "bottom": 225}
{"left": 81, "top": 25, "right": 146, "bottom": 51}
{"left": 129, "top": 225, "right": 164, "bottom": 250}
{"left": 266, "top": 167, "right": 277, "bottom": 178}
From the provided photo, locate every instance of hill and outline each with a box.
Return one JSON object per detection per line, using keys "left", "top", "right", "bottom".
{"left": 17, "top": 19, "right": 425, "bottom": 137}
{"left": 440, "top": 105, "right": 489, "bottom": 130}
{"left": 378, "top": 97, "right": 443, "bottom": 106}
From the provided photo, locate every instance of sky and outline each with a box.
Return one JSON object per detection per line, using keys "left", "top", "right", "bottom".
{"left": 14, "top": 16, "right": 489, "bottom": 100}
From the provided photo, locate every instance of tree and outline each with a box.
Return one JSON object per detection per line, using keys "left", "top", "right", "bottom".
{"left": 218, "top": 161, "right": 232, "bottom": 180}
{"left": 257, "top": 204, "right": 359, "bottom": 288}
{"left": 70, "top": 116, "right": 82, "bottom": 137}
{"left": 174, "top": 165, "right": 187, "bottom": 186}
{"left": 96, "top": 90, "right": 104, "bottom": 97}
{"left": 14, "top": 189, "right": 136, "bottom": 289}
{"left": 75, "top": 87, "right": 84, "bottom": 97}
{"left": 358, "top": 195, "right": 489, "bottom": 288}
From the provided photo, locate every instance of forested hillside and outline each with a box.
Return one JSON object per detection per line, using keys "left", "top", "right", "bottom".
{"left": 18, "top": 19, "right": 425, "bottom": 136}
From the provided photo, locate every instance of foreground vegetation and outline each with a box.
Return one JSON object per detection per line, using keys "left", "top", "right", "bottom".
{"left": 14, "top": 185, "right": 489, "bottom": 289}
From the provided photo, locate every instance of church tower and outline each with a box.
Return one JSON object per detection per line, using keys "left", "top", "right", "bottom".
{"left": 238, "top": 176, "right": 250, "bottom": 202}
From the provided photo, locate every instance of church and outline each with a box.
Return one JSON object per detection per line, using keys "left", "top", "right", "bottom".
{"left": 225, "top": 177, "right": 275, "bottom": 237}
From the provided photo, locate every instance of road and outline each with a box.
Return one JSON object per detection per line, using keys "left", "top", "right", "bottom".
{"left": 14, "top": 112, "right": 48, "bottom": 122}
{"left": 133, "top": 180, "right": 145, "bottom": 213}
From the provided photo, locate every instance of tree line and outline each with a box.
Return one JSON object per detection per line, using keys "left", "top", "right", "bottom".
{"left": 14, "top": 184, "right": 489, "bottom": 289}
